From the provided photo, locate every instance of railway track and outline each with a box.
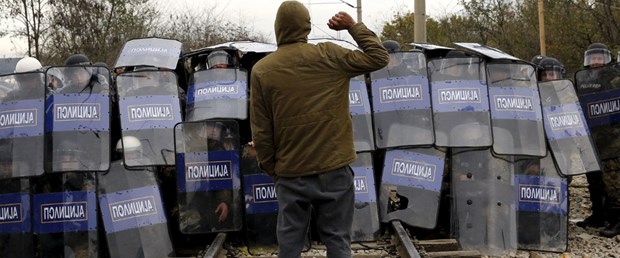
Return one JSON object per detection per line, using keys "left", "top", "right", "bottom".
{"left": 196, "top": 221, "right": 481, "bottom": 258}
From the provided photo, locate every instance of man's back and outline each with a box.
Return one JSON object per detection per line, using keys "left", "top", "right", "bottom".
{"left": 250, "top": 1, "right": 388, "bottom": 177}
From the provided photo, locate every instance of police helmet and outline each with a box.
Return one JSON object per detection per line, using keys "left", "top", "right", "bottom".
{"left": 530, "top": 55, "right": 545, "bottom": 66}
{"left": 207, "top": 50, "right": 232, "bottom": 69}
{"left": 14, "top": 57, "right": 42, "bottom": 73}
{"left": 116, "top": 136, "right": 142, "bottom": 154}
{"left": 383, "top": 40, "right": 401, "bottom": 53}
{"left": 538, "top": 57, "right": 565, "bottom": 81}
{"left": 584, "top": 43, "right": 611, "bottom": 68}
{"left": 64, "top": 54, "right": 91, "bottom": 66}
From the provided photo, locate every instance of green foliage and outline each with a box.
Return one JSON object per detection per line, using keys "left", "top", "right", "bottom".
{"left": 381, "top": 0, "right": 620, "bottom": 77}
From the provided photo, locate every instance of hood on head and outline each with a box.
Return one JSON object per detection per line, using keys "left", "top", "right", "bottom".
{"left": 275, "top": 1, "right": 311, "bottom": 46}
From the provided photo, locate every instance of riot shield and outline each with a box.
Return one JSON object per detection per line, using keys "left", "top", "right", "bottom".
{"left": 349, "top": 75, "right": 374, "bottom": 151}
{"left": 429, "top": 55, "right": 492, "bottom": 147}
{"left": 114, "top": 38, "right": 182, "bottom": 70}
{"left": 45, "top": 66, "right": 111, "bottom": 172}
{"left": 539, "top": 79, "right": 600, "bottom": 175}
{"left": 370, "top": 52, "right": 434, "bottom": 148}
{"left": 186, "top": 68, "right": 248, "bottom": 121}
{"left": 0, "top": 72, "right": 45, "bottom": 177}
{"left": 116, "top": 70, "right": 182, "bottom": 167}
{"left": 98, "top": 161, "right": 174, "bottom": 257}
{"left": 242, "top": 153, "right": 278, "bottom": 255}
{"left": 174, "top": 120, "right": 243, "bottom": 234}
{"left": 32, "top": 172, "right": 99, "bottom": 257}
{"left": 0, "top": 178, "right": 33, "bottom": 257}
{"left": 240, "top": 144, "right": 310, "bottom": 254}
{"left": 350, "top": 152, "right": 380, "bottom": 241}
{"left": 379, "top": 147, "right": 446, "bottom": 229}
{"left": 575, "top": 64, "right": 620, "bottom": 160}
{"left": 515, "top": 154, "right": 568, "bottom": 252}
{"left": 487, "top": 63, "right": 545, "bottom": 157}
{"left": 451, "top": 148, "right": 517, "bottom": 256}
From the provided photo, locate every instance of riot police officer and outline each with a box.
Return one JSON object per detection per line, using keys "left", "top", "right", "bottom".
{"left": 537, "top": 57, "right": 565, "bottom": 81}
{"left": 4, "top": 56, "right": 43, "bottom": 101}
{"left": 382, "top": 40, "right": 411, "bottom": 77}
{"left": 116, "top": 135, "right": 151, "bottom": 166}
{"left": 60, "top": 54, "right": 107, "bottom": 94}
{"left": 584, "top": 43, "right": 612, "bottom": 68}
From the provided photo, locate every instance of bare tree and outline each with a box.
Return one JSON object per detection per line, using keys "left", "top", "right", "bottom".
{"left": 1, "top": 0, "right": 51, "bottom": 58}
{"left": 155, "top": 2, "right": 269, "bottom": 52}
{"left": 45, "top": 0, "right": 159, "bottom": 65}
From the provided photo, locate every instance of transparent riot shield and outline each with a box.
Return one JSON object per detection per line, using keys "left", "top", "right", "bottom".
{"left": 428, "top": 56, "right": 492, "bottom": 147}
{"left": 174, "top": 120, "right": 243, "bottom": 234}
{"left": 0, "top": 178, "right": 33, "bottom": 257}
{"left": 379, "top": 147, "right": 446, "bottom": 229}
{"left": 240, "top": 144, "right": 310, "bottom": 254}
{"left": 539, "top": 80, "right": 600, "bottom": 175}
{"left": 451, "top": 148, "right": 517, "bottom": 256}
{"left": 32, "top": 172, "right": 99, "bottom": 257}
{"left": 515, "top": 153, "right": 568, "bottom": 252}
{"left": 114, "top": 38, "right": 182, "bottom": 70}
{"left": 116, "top": 70, "right": 182, "bottom": 167}
{"left": 0, "top": 72, "right": 45, "bottom": 178}
{"left": 575, "top": 64, "right": 620, "bottom": 160}
{"left": 242, "top": 154, "right": 278, "bottom": 255}
{"left": 487, "top": 63, "right": 545, "bottom": 157}
{"left": 98, "top": 161, "right": 174, "bottom": 258}
{"left": 351, "top": 152, "right": 380, "bottom": 241}
{"left": 370, "top": 52, "right": 434, "bottom": 148}
{"left": 186, "top": 68, "right": 248, "bottom": 121}
{"left": 45, "top": 66, "right": 111, "bottom": 172}
{"left": 349, "top": 75, "right": 374, "bottom": 152}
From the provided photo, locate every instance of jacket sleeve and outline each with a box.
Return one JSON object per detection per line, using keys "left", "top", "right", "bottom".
{"left": 338, "top": 22, "right": 389, "bottom": 75}
{"left": 249, "top": 73, "right": 276, "bottom": 176}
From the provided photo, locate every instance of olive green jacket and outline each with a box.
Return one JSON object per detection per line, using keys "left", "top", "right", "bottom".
{"left": 250, "top": 1, "right": 388, "bottom": 177}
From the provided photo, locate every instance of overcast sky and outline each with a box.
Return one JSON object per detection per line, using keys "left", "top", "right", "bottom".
{"left": 0, "top": 0, "right": 462, "bottom": 57}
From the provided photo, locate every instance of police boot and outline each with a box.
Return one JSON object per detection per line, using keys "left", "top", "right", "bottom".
{"left": 600, "top": 222, "right": 620, "bottom": 238}
{"left": 600, "top": 210, "right": 620, "bottom": 238}
{"left": 576, "top": 213, "right": 606, "bottom": 228}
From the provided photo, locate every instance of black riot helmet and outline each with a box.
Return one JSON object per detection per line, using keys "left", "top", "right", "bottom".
{"left": 382, "top": 40, "right": 401, "bottom": 53}
{"left": 64, "top": 54, "right": 91, "bottom": 66}
{"left": 584, "top": 43, "right": 611, "bottom": 68}
{"left": 531, "top": 55, "right": 545, "bottom": 66}
{"left": 537, "top": 57, "right": 565, "bottom": 81}
{"left": 207, "top": 50, "right": 232, "bottom": 69}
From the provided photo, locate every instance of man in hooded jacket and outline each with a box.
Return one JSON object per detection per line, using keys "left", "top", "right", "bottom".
{"left": 250, "top": 1, "right": 389, "bottom": 257}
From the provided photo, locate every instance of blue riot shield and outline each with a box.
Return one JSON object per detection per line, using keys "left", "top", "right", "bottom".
{"left": 351, "top": 152, "right": 380, "bottom": 241}
{"left": 186, "top": 68, "right": 248, "bottom": 121}
{"left": 451, "top": 148, "right": 517, "bottom": 256}
{"left": 0, "top": 178, "right": 33, "bottom": 257}
{"left": 45, "top": 66, "right": 111, "bottom": 172}
{"left": 98, "top": 161, "right": 174, "bottom": 257}
{"left": 379, "top": 147, "right": 446, "bottom": 229}
{"left": 349, "top": 75, "right": 374, "bottom": 151}
{"left": 515, "top": 153, "right": 568, "bottom": 252}
{"left": 0, "top": 72, "right": 45, "bottom": 177}
{"left": 539, "top": 80, "right": 600, "bottom": 175}
{"left": 114, "top": 38, "right": 182, "bottom": 70}
{"left": 370, "top": 52, "right": 434, "bottom": 148}
{"left": 116, "top": 70, "right": 182, "bottom": 167}
{"left": 174, "top": 120, "right": 243, "bottom": 234}
{"left": 487, "top": 63, "right": 545, "bottom": 157}
{"left": 242, "top": 155, "right": 278, "bottom": 255}
{"left": 32, "top": 172, "right": 99, "bottom": 257}
{"left": 428, "top": 55, "right": 492, "bottom": 147}
{"left": 575, "top": 64, "right": 620, "bottom": 160}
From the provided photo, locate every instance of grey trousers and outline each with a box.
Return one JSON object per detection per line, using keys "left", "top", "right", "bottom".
{"left": 275, "top": 166, "right": 354, "bottom": 258}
